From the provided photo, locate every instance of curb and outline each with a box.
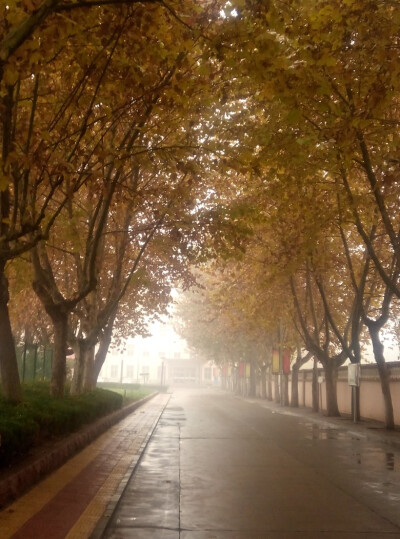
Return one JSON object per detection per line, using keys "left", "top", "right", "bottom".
{"left": 0, "top": 392, "right": 157, "bottom": 508}
{"left": 90, "top": 393, "right": 171, "bottom": 539}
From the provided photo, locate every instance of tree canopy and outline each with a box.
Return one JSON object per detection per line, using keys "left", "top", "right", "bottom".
{"left": 1, "top": 0, "right": 400, "bottom": 420}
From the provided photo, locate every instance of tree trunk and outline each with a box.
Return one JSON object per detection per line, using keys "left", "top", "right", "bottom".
{"left": 0, "top": 88, "right": 21, "bottom": 402}
{"left": 312, "top": 359, "right": 319, "bottom": 412}
{"left": 90, "top": 323, "right": 113, "bottom": 388}
{"left": 92, "top": 346, "right": 107, "bottom": 388}
{"left": 260, "top": 366, "right": 266, "bottom": 399}
{"left": 234, "top": 368, "right": 240, "bottom": 394}
{"left": 249, "top": 362, "right": 256, "bottom": 398}
{"left": 369, "top": 325, "right": 394, "bottom": 429}
{"left": 83, "top": 345, "right": 96, "bottom": 392}
{"left": 291, "top": 363, "right": 299, "bottom": 407}
{"left": 283, "top": 373, "right": 289, "bottom": 406}
{"left": 51, "top": 314, "right": 68, "bottom": 397}
{"left": 0, "top": 269, "right": 21, "bottom": 402}
{"left": 274, "top": 374, "right": 280, "bottom": 403}
{"left": 291, "top": 349, "right": 311, "bottom": 408}
{"left": 324, "top": 360, "right": 340, "bottom": 417}
{"left": 70, "top": 340, "right": 87, "bottom": 395}
{"left": 221, "top": 366, "right": 227, "bottom": 390}
{"left": 267, "top": 367, "right": 272, "bottom": 401}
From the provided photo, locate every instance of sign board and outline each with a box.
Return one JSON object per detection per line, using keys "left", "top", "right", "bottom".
{"left": 348, "top": 363, "right": 361, "bottom": 387}
{"left": 282, "top": 349, "right": 291, "bottom": 374}
{"left": 272, "top": 349, "right": 280, "bottom": 374}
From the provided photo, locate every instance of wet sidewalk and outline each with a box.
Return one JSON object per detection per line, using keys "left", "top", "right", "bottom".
{"left": 0, "top": 393, "right": 170, "bottom": 538}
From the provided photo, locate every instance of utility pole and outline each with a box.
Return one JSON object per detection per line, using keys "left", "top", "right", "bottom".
{"left": 279, "top": 318, "right": 284, "bottom": 407}
{"left": 161, "top": 361, "right": 165, "bottom": 387}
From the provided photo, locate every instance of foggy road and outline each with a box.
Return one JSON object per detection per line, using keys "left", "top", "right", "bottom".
{"left": 102, "top": 387, "right": 400, "bottom": 538}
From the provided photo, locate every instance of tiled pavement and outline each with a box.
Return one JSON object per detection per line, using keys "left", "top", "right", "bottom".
{"left": 0, "top": 393, "right": 170, "bottom": 539}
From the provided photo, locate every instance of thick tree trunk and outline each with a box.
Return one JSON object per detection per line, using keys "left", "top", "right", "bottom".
{"left": 369, "top": 326, "right": 394, "bottom": 429}
{"left": 0, "top": 88, "right": 20, "bottom": 402}
{"left": 0, "top": 269, "right": 21, "bottom": 402}
{"left": 291, "top": 364, "right": 299, "bottom": 408}
{"left": 92, "top": 346, "right": 107, "bottom": 388}
{"left": 324, "top": 361, "right": 340, "bottom": 417}
{"left": 312, "top": 359, "right": 319, "bottom": 412}
{"left": 291, "top": 349, "right": 311, "bottom": 408}
{"left": 70, "top": 340, "right": 87, "bottom": 395}
{"left": 90, "top": 323, "right": 113, "bottom": 388}
{"left": 32, "top": 248, "right": 70, "bottom": 398}
{"left": 51, "top": 314, "right": 68, "bottom": 397}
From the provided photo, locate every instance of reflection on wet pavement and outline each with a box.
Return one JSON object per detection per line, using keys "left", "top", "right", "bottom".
{"left": 102, "top": 389, "right": 400, "bottom": 537}
{"left": 302, "top": 421, "right": 350, "bottom": 441}
{"left": 386, "top": 452, "right": 395, "bottom": 471}
{"left": 363, "top": 481, "right": 400, "bottom": 502}
{"left": 301, "top": 421, "right": 399, "bottom": 470}
{"left": 296, "top": 416, "right": 400, "bottom": 520}
{"left": 352, "top": 449, "right": 398, "bottom": 471}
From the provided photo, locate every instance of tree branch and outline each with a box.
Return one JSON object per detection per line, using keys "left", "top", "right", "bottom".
{"left": 56, "top": 0, "right": 156, "bottom": 11}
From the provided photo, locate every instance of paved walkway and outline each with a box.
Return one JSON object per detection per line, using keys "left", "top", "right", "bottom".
{"left": 1, "top": 388, "right": 400, "bottom": 538}
{"left": 0, "top": 393, "right": 170, "bottom": 538}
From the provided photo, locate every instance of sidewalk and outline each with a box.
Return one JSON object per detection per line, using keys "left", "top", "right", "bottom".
{"left": 0, "top": 393, "right": 170, "bottom": 539}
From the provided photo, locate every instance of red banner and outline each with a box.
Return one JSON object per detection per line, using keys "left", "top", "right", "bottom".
{"left": 239, "top": 362, "right": 245, "bottom": 378}
{"left": 282, "top": 349, "right": 291, "bottom": 374}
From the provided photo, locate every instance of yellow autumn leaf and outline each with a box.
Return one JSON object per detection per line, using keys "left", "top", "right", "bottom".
{"left": 2, "top": 65, "right": 19, "bottom": 86}
{"left": 0, "top": 170, "right": 10, "bottom": 191}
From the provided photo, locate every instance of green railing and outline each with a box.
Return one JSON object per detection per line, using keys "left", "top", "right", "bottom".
{"left": 16, "top": 344, "right": 53, "bottom": 382}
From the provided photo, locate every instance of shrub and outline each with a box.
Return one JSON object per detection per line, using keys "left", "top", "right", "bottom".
{"left": 0, "top": 383, "right": 123, "bottom": 468}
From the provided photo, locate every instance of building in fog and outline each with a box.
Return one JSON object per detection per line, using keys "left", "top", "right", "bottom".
{"left": 98, "top": 321, "right": 220, "bottom": 387}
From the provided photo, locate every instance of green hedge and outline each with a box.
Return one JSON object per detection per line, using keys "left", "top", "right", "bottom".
{"left": 98, "top": 382, "right": 168, "bottom": 393}
{"left": 0, "top": 382, "right": 123, "bottom": 468}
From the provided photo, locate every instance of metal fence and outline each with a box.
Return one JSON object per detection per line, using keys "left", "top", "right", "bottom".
{"left": 16, "top": 344, "right": 53, "bottom": 382}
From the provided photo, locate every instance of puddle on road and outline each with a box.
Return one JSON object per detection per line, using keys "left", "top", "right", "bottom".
{"left": 353, "top": 449, "right": 399, "bottom": 471}
{"left": 301, "top": 423, "right": 400, "bottom": 472}
{"left": 386, "top": 452, "right": 396, "bottom": 470}
{"left": 358, "top": 453, "right": 400, "bottom": 502}
{"left": 302, "top": 422, "right": 349, "bottom": 441}
{"left": 363, "top": 481, "right": 400, "bottom": 502}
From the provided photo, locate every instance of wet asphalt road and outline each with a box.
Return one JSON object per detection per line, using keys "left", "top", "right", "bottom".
{"left": 102, "top": 387, "right": 400, "bottom": 538}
